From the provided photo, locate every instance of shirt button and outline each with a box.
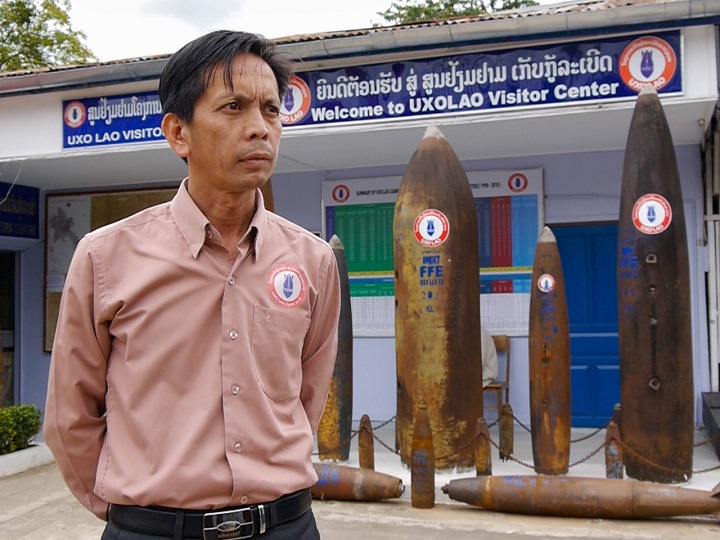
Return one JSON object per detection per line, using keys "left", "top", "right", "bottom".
{"left": 234, "top": 442, "right": 242, "bottom": 453}
{"left": 229, "top": 330, "right": 239, "bottom": 340}
{"left": 231, "top": 384, "right": 240, "bottom": 395}
{"left": 228, "top": 275, "right": 236, "bottom": 285}
{"left": 240, "top": 496, "right": 249, "bottom": 505}
{"left": 206, "top": 229, "right": 213, "bottom": 239}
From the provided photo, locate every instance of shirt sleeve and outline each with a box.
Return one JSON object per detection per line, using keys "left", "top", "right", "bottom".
{"left": 43, "top": 237, "right": 112, "bottom": 520}
{"left": 299, "top": 247, "right": 341, "bottom": 433}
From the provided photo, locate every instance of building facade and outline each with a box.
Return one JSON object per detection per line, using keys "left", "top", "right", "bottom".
{"left": 0, "top": 0, "right": 719, "bottom": 426}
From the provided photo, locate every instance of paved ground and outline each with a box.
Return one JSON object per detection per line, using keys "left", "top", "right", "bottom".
{"left": 1, "top": 423, "right": 719, "bottom": 539}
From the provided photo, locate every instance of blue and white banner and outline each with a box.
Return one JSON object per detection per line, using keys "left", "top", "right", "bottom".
{"left": 62, "top": 91, "right": 165, "bottom": 149}
{"left": 0, "top": 182, "right": 39, "bottom": 239}
{"left": 280, "top": 31, "right": 681, "bottom": 127}
{"left": 62, "top": 31, "right": 682, "bottom": 148}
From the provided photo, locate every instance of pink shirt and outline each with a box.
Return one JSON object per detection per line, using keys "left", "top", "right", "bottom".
{"left": 43, "top": 181, "right": 341, "bottom": 519}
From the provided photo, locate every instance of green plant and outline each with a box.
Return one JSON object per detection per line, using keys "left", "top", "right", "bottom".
{"left": 0, "top": 405, "right": 41, "bottom": 455}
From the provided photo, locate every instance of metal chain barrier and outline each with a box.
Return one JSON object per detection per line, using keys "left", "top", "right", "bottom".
{"left": 694, "top": 430, "right": 720, "bottom": 447}
{"left": 367, "top": 416, "right": 403, "bottom": 455}
{"left": 569, "top": 442, "right": 607, "bottom": 468}
{"left": 486, "top": 434, "right": 536, "bottom": 470}
{"left": 613, "top": 435, "right": 720, "bottom": 475}
{"left": 570, "top": 423, "right": 608, "bottom": 444}
{"left": 371, "top": 416, "right": 397, "bottom": 431}
{"left": 371, "top": 432, "right": 401, "bottom": 454}
{"left": 311, "top": 430, "right": 359, "bottom": 457}
{"left": 314, "top": 414, "right": 720, "bottom": 476}
{"left": 514, "top": 413, "right": 607, "bottom": 444}
{"left": 512, "top": 414, "right": 532, "bottom": 434}
{"left": 311, "top": 416, "right": 399, "bottom": 457}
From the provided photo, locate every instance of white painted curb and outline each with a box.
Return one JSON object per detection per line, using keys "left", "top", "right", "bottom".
{"left": 0, "top": 443, "right": 55, "bottom": 478}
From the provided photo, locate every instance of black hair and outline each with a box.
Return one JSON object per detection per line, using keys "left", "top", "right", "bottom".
{"left": 158, "top": 30, "right": 293, "bottom": 122}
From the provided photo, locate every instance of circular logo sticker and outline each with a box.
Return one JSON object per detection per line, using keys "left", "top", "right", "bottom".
{"left": 632, "top": 193, "right": 672, "bottom": 235}
{"left": 267, "top": 265, "right": 307, "bottom": 308}
{"left": 280, "top": 76, "right": 312, "bottom": 125}
{"left": 332, "top": 184, "right": 350, "bottom": 204}
{"left": 64, "top": 101, "right": 86, "bottom": 128}
{"left": 619, "top": 36, "right": 677, "bottom": 92}
{"left": 537, "top": 274, "right": 556, "bottom": 293}
{"left": 508, "top": 173, "right": 529, "bottom": 193}
{"left": 414, "top": 209, "right": 450, "bottom": 247}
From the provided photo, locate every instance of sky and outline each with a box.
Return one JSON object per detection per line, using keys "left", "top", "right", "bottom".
{"left": 69, "top": 0, "right": 406, "bottom": 62}
{"left": 69, "top": 0, "right": 560, "bottom": 63}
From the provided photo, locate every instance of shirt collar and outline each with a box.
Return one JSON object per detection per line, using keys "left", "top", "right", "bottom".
{"left": 249, "top": 189, "right": 267, "bottom": 260}
{"left": 170, "top": 178, "right": 268, "bottom": 260}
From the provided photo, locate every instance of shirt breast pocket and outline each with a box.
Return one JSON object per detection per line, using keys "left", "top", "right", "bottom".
{"left": 251, "top": 306, "right": 311, "bottom": 401}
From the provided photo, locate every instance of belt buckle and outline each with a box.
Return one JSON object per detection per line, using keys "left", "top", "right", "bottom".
{"left": 203, "top": 507, "right": 254, "bottom": 540}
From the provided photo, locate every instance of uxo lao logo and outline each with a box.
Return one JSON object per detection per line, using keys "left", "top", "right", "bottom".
{"left": 280, "top": 76, "right": 312, "bottom": 125}
{"left": 267, "top": 265, "right": 307, "bottom": 308}
{"left": 619, "top": 36, "right": 677, "bottom": 92}
{"left": 331, "top": 184, "right": 351, "bottom": 204}
{"left": 537, "top": 273, "right": 556, "bottom": 293}
{"left": 632, "top": 193, "right": 672, "bottom": 235}
{"left": 414, "top": 209, "right": 450, "bottom": 247}
{"left": 64, "top": 101, "right": 87, "bottom": 128}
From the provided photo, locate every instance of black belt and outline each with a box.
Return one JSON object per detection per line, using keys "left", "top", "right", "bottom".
{"left": 108, "top": 488, "right": 312, "bottom": 539}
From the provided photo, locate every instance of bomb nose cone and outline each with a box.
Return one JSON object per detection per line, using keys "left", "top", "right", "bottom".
{"left": 639, "top": 84, "right": 658, "bottom": 97}
{"left": 422, "top": 123, "right": 446, "bottom": 140}
{"left": 537, "top": 226, "right": 557, "bottom": 244}
{"left": 443, "top": 478, "right": 483, "bottom": 505}
{"left": 328, "top": 234, "right": 344, "bottom": 249}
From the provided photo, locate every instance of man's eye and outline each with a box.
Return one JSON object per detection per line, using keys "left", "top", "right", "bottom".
{"left": 226, "top": 102, "right": 239, "bottom": 110}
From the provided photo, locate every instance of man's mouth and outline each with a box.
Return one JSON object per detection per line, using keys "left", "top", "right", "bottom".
{"left": 240, "top": 149, "right": 273, "bottom": 164}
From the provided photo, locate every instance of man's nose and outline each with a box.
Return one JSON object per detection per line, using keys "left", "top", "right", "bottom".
{"left": 244, "top": 107, "right": 270, "bottom": 139}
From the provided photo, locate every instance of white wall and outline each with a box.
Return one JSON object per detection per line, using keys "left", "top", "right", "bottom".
{"left": 0, "top": 81, "right": 158, "bottom": 160}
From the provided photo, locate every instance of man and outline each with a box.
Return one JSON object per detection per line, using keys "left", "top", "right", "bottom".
{"left": 44, "top": 30, "right": 341, "bottom": 540}
{"left": 481, "top": 326, "right": 498, "bottom": 387}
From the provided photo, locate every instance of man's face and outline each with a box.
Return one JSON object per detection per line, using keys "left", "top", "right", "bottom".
{"left": 179, "top": 53, "right": 282, "bottom": 194}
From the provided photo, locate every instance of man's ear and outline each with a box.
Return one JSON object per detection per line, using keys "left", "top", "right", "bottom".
{"left": 162, "top": 113, "right": 190, "bottom": 159}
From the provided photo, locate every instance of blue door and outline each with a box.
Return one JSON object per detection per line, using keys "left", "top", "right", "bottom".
{"left": 554, "top": 224, "right": 619, "bottom": 427}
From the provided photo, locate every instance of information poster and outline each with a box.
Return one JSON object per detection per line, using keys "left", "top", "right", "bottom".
{"left": 323, "top": 170, "right": 543, "bottom": 336}
{"left": 44, "top": 188, "right": 175, "bottom": 351}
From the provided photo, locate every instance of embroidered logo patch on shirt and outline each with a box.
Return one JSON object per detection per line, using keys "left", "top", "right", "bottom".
{"left": 267, "top": 265, "right": 307, "bottom": 308}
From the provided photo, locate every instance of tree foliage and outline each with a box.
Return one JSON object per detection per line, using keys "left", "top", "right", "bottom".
{"left": 0, "top": 0, "right": 95, "bottom": 72}
{"left": 379, "top": 0, "right": 539, "bottom": 25}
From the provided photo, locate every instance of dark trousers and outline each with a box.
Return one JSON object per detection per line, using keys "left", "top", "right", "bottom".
{"left": 101, "top": 507, "right": 320, "bottom": 540}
